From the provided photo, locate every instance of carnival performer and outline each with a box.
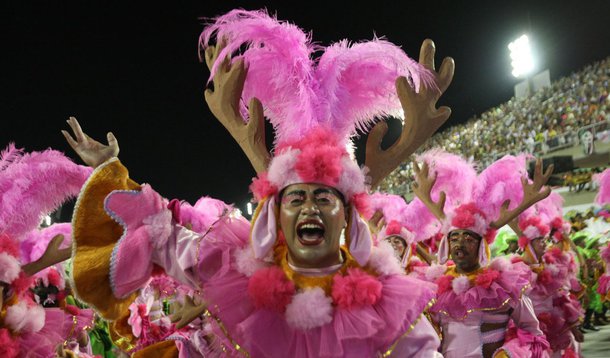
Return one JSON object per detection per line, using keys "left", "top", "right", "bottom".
{"left": 414, "top": 152, "right": 551, "bottom": 358}
{"left": 63, "top": 9, "right": 456, "bottom": 357}
{"left": 0, "top": 144, "right": 94, "bottom": 358}
{"left": 367, "top": 193, "right": 437, "bottom": 273}
{"left": 511, "top": 195, "right": 584, "bottom": 357}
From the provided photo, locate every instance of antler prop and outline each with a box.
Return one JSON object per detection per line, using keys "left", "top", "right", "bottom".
{"left": 490, "top": 159, "right": 554, "bottom": 229}
{"left": 170, "top": 295, "right": 208, "bottom": 329}
{"left": 204, "top": 41, "right": 270, "bottom": 174}
{"left": 412, "top": 161, "right": 447, "bottom": 221}
{"left": 365, "top": 39, "right": 454, "bottom": 188}
{"left": 22, "top": 234, "right": 72, "bottom": 276}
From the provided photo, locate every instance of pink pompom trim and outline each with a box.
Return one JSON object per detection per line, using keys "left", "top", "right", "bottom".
{"left": 331, "top": 268, "right": 382, "bottom": 309}
{"left": 436, "top": 275, "right": 454, "bottom": 295}
{"left": 0, "top": 234, "right": 19, "bottom": 257}
{"left": 248, "top": 266, "right": 295, "bottom": 312}
{"left": 285, "top": 287, "right": 333, "bottom": 330}
{"left": 0, "top": 253, "right": 20, "bottom": 284}
{"left": 475, "top": 268, "right": 500, "bottom": 289}
{"left": 452, "top": 275, "right": 471, "bottom": 294}
{"left": 0, "top": 328, "right": 19, "bottom": 358}
{"left": 250, "top": 172, "right": 278, "bottom": 202}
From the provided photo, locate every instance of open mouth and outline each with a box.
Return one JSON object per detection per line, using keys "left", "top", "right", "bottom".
{"left": 296, "top": 220, "right": 326, "bottom": 246}
{"left": 453, "top": 248, "right": 466, "bottom": 259}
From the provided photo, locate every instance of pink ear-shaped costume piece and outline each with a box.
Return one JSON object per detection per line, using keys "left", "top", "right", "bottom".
{"left": 348, "top": 209, "right": 373, "bottom": 266}
{"left": 250, "top": 198, "right": 277, "bottom": 260}
{"left": 478, "top": 239, "right": 490, "bottom": 267}
{"left": 437, "top": 236, "right": 449, "bottom": 265}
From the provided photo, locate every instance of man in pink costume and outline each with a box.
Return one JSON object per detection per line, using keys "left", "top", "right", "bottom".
{"left": 512, "top": 193, "right": 587, "bottom": 357}
{"left": 413, "top": 152, "right": 551, "bottom": 358}
{"left": 63, "top": 9, "right": 456, "bottom": 357}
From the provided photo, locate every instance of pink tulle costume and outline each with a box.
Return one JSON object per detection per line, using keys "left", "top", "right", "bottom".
{"left": 70, "top": 9, "right": 446, "bottom": 358}
{"left": 413, "top": 152, "right": 551, "bottom": 358}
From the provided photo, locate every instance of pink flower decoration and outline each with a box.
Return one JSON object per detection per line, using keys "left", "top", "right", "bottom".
{"left": 64, "top": 304, "right": 80, "bottom": 316}
{"left": 12, "top": 271, "right": 34, "bottom": 297}
{"left": 331, "top": 268, "right": 382, "bottom": 309}
{"left": 248, "top": 266, "right": 295, "bottom": 312}
{"left": 250, "top": 172, "right": 278, "bottom": 202}
{"left": 475, "top": 268, "right": 500, "bottom": 289}
{"left": 436, "top": 275, "right": 454, "bottom": 295}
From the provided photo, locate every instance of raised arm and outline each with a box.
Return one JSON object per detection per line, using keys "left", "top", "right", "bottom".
{"left": 62, "top": 116, "right": 119, "bottom": 168}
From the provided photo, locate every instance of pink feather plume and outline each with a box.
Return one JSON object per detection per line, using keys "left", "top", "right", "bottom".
{"left": 19, "top": 223, "right": 72, "bottom": 264}
{"left": 474, "top": 154, "right": 528, "bottom": 223}
{"left": 200, "top": 9, "right": 434, "bottom": 146}
{"left": 0, "top": 144, "right": 91, "bottom": 241}
{"left": 417, "top": 149, "right": 477, "bottom": 211}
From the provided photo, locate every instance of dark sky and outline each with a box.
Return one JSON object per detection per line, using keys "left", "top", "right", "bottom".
{"left": 3, "top": 1, "right": 610, "bottom": 213}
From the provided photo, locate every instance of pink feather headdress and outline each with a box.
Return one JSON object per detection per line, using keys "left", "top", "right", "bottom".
{"left": 0, "top": 143, "right": 92, "bottom": 241}
{"left": 201, "top": 9, "right": 435, "bottom": 203}
{"left": 368, "top": 193, "right": 414, "bottom": 243}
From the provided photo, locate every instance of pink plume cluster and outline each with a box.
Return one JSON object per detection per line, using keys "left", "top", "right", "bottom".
{"left": 417, "top": 149, "right": 477, "bottom": 210}
{"left": 594, "top": 168, "right": 610, "bottom": 205}
{"left": 533, "top": 192, "right": 564, "bottom": 224}
{"left": 474, "top": 154, "right": 529, "bottom": 223}
{"left": 178, "top": 197, "right": 233, "bottom": 235}
{"left": 367, "top": 192, "right": 407, "bottom": 223}
{"left": 0, "top": 144, "right": 91, "bottom": 240}
{"left": 402, "top": 198, "right": 442, "bottom": 242}
{"left": 200, "top": 9, "right": 434, "bottom": 146}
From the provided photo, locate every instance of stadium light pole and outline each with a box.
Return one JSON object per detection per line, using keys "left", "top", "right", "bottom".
{"left": 508, "top": 34, "right": 535, "bottom": 96}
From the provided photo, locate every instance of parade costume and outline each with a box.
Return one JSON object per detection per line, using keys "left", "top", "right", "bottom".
{"left": 68, "top": 9, "right": 455, "bottom": 357}
{"left": 0, "top": 144, "right": 94, "bottom": 357}
{"left": 415, "top": 152, "right": 550, "bottom": 358}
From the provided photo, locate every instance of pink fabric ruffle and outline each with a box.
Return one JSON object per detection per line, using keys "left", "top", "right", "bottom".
{"left": 19, "top": 306, "right": 94, "bottom": 358}
{"left": 430, "top": 259, "right": 531, "bottom": 320}
{"left": 232, "top": 274, "right": 436, "bottom": 357}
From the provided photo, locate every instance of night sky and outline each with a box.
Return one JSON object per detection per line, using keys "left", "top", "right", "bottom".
{"left": 4, "top": 1, "right": 610, "bottom": 213}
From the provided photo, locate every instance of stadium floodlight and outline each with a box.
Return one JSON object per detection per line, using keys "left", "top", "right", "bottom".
{"left": 508, "top": 35, "right": 534, "bottom": 78}
{"left": 247, "top": 202, "right": 253, "bottom": 216}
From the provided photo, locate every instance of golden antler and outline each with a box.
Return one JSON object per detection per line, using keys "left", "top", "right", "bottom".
{"left": 412, "top": 161, "right": 447, "bottom": 221}
{"left": 366, "top": 39, "right": 454, "bottom": 188}
{"left": 204, "top": 41, "right": 270, "bottom": 174}
{"left": 490, "top": 159, "right": 554, "bottom": 229}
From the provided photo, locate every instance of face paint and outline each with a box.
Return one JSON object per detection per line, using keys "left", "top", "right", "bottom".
{"left": 279, "top": 183, "right": 346, "bottom": 269}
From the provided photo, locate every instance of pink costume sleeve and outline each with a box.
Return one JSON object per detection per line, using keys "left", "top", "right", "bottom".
{"left": 389, "top": 317, "right": 442, "bottom": 358}
{"left": 501, "top": 295, "right": 550, "bottom": 358}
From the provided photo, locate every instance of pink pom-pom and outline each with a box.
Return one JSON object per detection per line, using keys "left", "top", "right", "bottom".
{"left": 250, "top": 172, "right": 278, "bottom": 202}
{"left": 451, "top": 275, "right": 471, "bottom": 294}
{"left": 46, "top": 268, "right": 62, "bottom": 287}
{"left": 0, "top": 234, "right": 19, "bottom": 257}
{"left": 537, "top": 270, "right": 553, "bottom": 286}
{"left": 351, "top": 192, "right": 371, "bottom": 217}
{"left": 518, "top": 236, "right": 529, "bottom": 249}
{"left": 295, "top": 144, "right": 343, "bottom": 186}
{"left": 331, "top": 268, "right": 382, "bottom": 309}
{"left": 11, "top": 271, "right": 35, "bottom": 297}
{"left": 248, "top": 266, "right": 295, "bottom": 312}
{"left": 4, "top": 301, "right": 45, "bottom": 333}
{"left": 385, "top": 220, "right": 403, "bottom": 236}
{"left": 0, "top": 253, "right": 20, "bottom": 284}
{"left": 285, "top": 287, "right": 333, "bottom": 330}
{"left": 233, "top": 246, "right": 268, "bottom": 277}
{"left": 0, "top": 328, "right": 20, "bottom": 358}
{"left": 436, "top": 275, "right": 454, "bottom": 294}
{"left": 367, "top": 241, "right": 403, "bottom": 276}
{"left": 475, "top": 268, "right": 500, "bottom": 288}
{"left": 425, "top": 263, "right": 447, "bottom": 282}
